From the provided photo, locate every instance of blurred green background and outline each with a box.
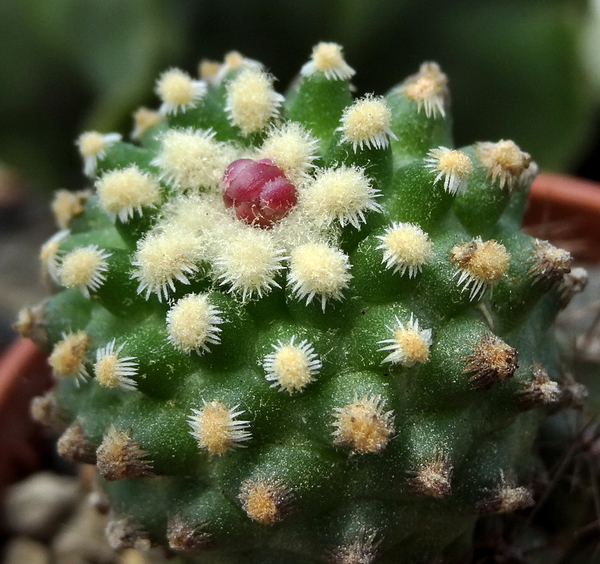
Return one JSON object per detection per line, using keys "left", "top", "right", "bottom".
{"left": 1, "top": 0, "right": 599, "bottom": 191}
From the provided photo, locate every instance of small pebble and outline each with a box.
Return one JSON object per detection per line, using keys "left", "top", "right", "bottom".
{"left": 3, "top": 471, "right": 79, "bottom": 540}
{"left": 3, "top": 537, "right": 51, "bottom": 564}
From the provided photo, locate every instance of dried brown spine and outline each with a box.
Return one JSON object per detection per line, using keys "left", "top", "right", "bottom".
{"left": 463, "top": 334, "right": 518, "bottom": 390}
{"left": 57, "top": 421, "right": 97, "bottom": 464}
{"left": 96, "top": 426, "right": 153, "bottom": 481}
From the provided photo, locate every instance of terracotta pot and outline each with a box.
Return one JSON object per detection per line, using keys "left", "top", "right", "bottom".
{"left": 0, "top": 338, "right": 52, "bottom": 494}
{"left": 525, "top": 173, "right": 600, "bottom": 262}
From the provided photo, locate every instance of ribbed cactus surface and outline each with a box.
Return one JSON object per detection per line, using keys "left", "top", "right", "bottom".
{"left": 20, "top": 43, "right": 586, "bottom": 563}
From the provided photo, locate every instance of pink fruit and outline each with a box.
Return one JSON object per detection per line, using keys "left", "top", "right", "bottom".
{"left": 222, "top": 158, "right": 297, "bottom": 228}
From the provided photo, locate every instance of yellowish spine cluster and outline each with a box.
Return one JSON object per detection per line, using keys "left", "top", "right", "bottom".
{"left": 450, "top": 238, "right": 510, "bottom": 300}
{"left": 400, "top": 62, "right": 448, "bottom": 118}
{"left": 213, "top": 228, "right": 287, "bottom": 301}
{"left": 155, "top": 68, "right": 206, "bottom": 115}
{"left": 425, "top": 147, "right": 473, "bottom": 195}
{"left": 476, "top": 140, "right": 531, "bottom": 191}
{"left": 48, "top": 331, "right": 90, "bottom": 381}
{"left": 131, "top": 107, "right": 164, "bottom": 140}
{"left": 263, "top": 337, "right": 321, "bottom": 393}
{"left": 188, "top": 400, "right": 251, "bottom": 455}
{"left": 376, "top": 223, "right": 433, "bottom": 278}
{"left": 94, "top": 340, "right": 138, "bottom": 391}
{"left": 40, "top": 229, "right": 69, "bottom": 283}
{"left": 57, "top": 245, "right": 111, "bottom": 298}
{"left": 96, "top": 166, "right": 160, "bottom": 222}
{"left": 332, "top": 395, "right": 394, "bottom": 454}
{"left": 238, "top": 477, "right": 291, "bottom": 525}
{"left": 378, "top": 314, "right": 432, "bottom": 367}
{"left": 338, "top": 95, "right": 396, "bottom": 151}
{"left": 300, "top": 42, "right": 355, "bottom": 81}
{"left": 257, "top": 122, "right": 319, "bottom": 183}
{"left": 76, "top": 131, "right": 121, "bottom": 177}
{"left": 153, "top": 128, "right": 234, "bottom": 190}
{"left": 51, "top": 189, "right": 89, "bottom": 229}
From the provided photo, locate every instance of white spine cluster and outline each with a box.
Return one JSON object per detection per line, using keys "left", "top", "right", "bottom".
{"left": 166, "top": 294, "right": 223, "bottom": 354}
{"left": 301, "top": 166, "right": 382, "bottom": 228}
{"left": 57, "top": 245, "right": 111, "bottom": 298}
{"left": 263, "top": 337, "right": 322, "bottom": 393}
{"left": 424, "top": 147, "right": 473, "bottom": 195}
{"left": 213, "top": 229, "right": 287, "bottom": 301}
{"left": 378, "top": 314, "right": 433, "bottom": 366}
{"left": 257, "top": 122, "right": 319, "bottom": 183}
{"left": 376, "top": 222, "right": 433, "bottom": 278}
{"left": 337, "top": 95, "right": 397, "bottom": 151}
{"left": 96, "top": 165, "right": 160, "bottom": 222}
{"left": 153, "top": 128, "right": 234, "bottom": 191}
{"left": 300, "top": 42, "right": 355, "bottom": 81}
{"left": 288, "top": 243, "right": 352, "bottom": 311}
{"left": 188, "top": 400, "right": 251, "bottom": 455}
{"left": 133, "top": 230, "right": 202, "bottom": 301}
{"left": 225, "top": 69, "right": 284, "bottom": 135}
{"left": 94, "top": 340, "right": 138, "bottom": 391}
{"left": 155, "top": 68, "right": 207, "bottom": 115}
{"left": 76, "top": 131, "right": 122, "bottom": 177}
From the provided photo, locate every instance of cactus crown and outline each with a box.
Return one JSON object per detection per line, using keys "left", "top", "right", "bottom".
{"left": 23, "top": 42, "right": 585, "bottom": 563}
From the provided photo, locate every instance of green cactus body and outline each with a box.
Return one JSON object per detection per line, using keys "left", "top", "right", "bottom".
{"left": 22, "top": 43, "right": 584, "bottom": 563}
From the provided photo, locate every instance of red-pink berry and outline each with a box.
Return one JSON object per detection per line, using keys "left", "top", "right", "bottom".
{"left": 222, "top": 158, "right": 297, "bottom": 228}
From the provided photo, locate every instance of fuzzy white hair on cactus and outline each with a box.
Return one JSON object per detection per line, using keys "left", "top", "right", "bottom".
{"left": 152, "top": 128, "right": 235, "bottom": 191}
{"left": 225, "top": 69, "right": 284, "bottom": 135}
{"left": 288, "top": 242, "right": 352, "bottom": 311}
{"left": 133, "top": 229, "right": 203, "bottom": 301}
{"left": 40, "top": 229, "right": 70, "bottom": 284}
{"left": 476, "top": 140, "right": 532, "bottom": 192}
{"left": 257, "top": 122, "right": 320, "bottom": 183}
{"left": 376, "top": 222, "right": 433, "bottom": 278}
{"left": 332, "top": 395, "right": 395, "bottom": 454}
{"left": 96, "top": 165, "right": 160, "bottom": 222}
{"left": 213, "top": 228, "right": 288, "bottom": 301}
{"left": 48, "top": 331, "right": 90, "bottom": 382}
{"left": 166, "top": 293, "right": 223, "bottom": 354}
{"left": 301, "top": 165, "right": 382, "bottom": 229}
{"left": 450, "top": 238, "right": 510, "bottom": 301}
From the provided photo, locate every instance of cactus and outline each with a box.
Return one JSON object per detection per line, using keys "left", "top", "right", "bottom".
{"left": 19, "top": 43, "right": 588, "bottom": 563}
